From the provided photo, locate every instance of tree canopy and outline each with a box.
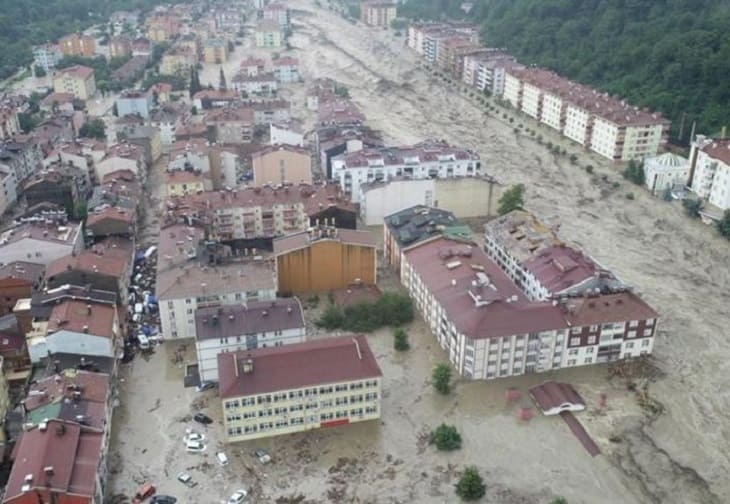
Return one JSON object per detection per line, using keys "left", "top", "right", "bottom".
{"left": 400, "top": 0, "right": 730, "bottom": 141}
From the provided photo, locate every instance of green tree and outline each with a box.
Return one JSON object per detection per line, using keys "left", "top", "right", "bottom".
{"left": 316, "top": 304, "right": 345, "bottom": 329}
{"left": 18, "top": 113, "right": 39, "bottom": 134}
{"left": 33, "top": 65, "right": 46, "bottom": 77}
{"left": 430, "top": 424, "right": 462, "bottom": 450}
{"left": 79, "top": 118, "right": 106, "bottom": 140}
{"left": 189, "top": 67, "right": 202, "bottom": 96}
{"left": 335, "top": 85, "right": 350, "bottom": 98}
{"left": 497, "top": 184, "right": 525, "bottom": 215}
{"left": 393, "top": 328, "right": 410, "bottom": 351}
{"left": 432, "top": 364, "right": 452, "bottom": 394}
{"left": 622, "top": 160, "right": 645, "bottom": 185}
{"left": 716, "top": 210, "right": 730, "bottom": 240}
{"left": 682, "top": 198, "right": 703, "bottom": 219}
{"left": 550, "top": 498, "right": 568, "bottom": 504}
{"left": 219, "top": 67, "right": 227, "bottom": 91}
{"left": 74, "top": 201, "right": 88, "bottom": 220}
{"left": 455, "top": 466, "right": 486, "bottom": 501}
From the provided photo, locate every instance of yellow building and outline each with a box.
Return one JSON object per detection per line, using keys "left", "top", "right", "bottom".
{"left": 251, "top": 144, "right": 312, "bottom": 186}
{"left": 203, "top": 38, "right": 229, "bottom": 64}
{"left": 52, "top": 65, "right": 96, "bottom": 100}
{"left": 59, "top": 33, "right": 95, "bottom": 57}
{"left": 165, "top": 169, "right": 206, "bottom": 197}
{"left": 219, "top": 335, "right": 383, "bottom": 443}
{"left": 160, "top": 47, "right": 196, "bottom": 76}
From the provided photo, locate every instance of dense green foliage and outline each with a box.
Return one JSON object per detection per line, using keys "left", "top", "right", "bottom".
{"left": 316, "top": 292, "right": 414, "bottom": 332}
{"left": 393, "top": 328, "right": 410, "bottom": 351}
{"left": 400, "top": 0, "right": 730, "bottom": 141}
{"left": 0, "top": 0, "right": 176, "bottom": 80}
{"left": 430, "top": 424, "right": 462, "bottom": 450}
{"left": 497, "top": 184, "right": 525, "bottom": 215}
{"left": 455, "top": 466, "right": 486, "bottom": 501}
{"left": 432, "top": 364, "right": 452, "bottom": 394}
{"left": 682, "top": 198, "right": 703, "bottom": 218}
{"left": 550, "top": 498, "right": 568, "bottom": 504}
{"left": 622, "top": 160, "right": 645, "bottom": 185}
{"left": 79, "top": 118, "right": 106, "bottom": 140}
{"left": 717, "top": 210, "right": 730, "bottom": 240}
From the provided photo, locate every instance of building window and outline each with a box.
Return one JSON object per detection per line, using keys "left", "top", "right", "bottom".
{"left": 185, "top": 298, "right": 192, "bottom": 304}
{"left": 588, "top": 336, "right": 597, "bottom": 345}
{"left": 642, "top": 338, "right": 651, "bottom": 347}
{"left": 570, "top": 337, "right": 580, "bottom": 347}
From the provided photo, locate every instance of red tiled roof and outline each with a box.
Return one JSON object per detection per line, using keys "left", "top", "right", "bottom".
{"left": 563, "top": 291, "right": 658, "bottom": 327}
{"left": 251, "top": 143, "right": 309, "bottom": 159}
{"left": 195, "top": 298, "right": 304, "bottom": 341}
{"left": 46, "top": 238, "right": 132, "bottom": 279}
{"left": 700, "top": 138, "right": 730, "bottom": 166}
{"left": 522, "top": 245, "right": 601, "bottom": 294}
{"left": 273, "top": 228, "right": 376, "bottom": 256}
{"left": 57, "top": 65, "right": 94, "bottom": 80}
{"left": 166, "top": 169, "right": 205, "bottom": 184}
{"left": 23, "top": 370, "right": 109, "bottom": 412}
{"left": 86, "top": 206, "right": 136, "bottom": 227}
{"left": 5, "top": 420, "right": 102, "bottom": 501}
{"left": 273, "top": 56, "right": 298, "bottom": 67}
{"left": 47, "top": 300, "right": 116, "bottom": 338}
{"left": 218, "top": 335, "right": 382, "bottom": 398}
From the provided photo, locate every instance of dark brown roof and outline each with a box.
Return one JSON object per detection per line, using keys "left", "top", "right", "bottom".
{"left": 219, "top": 335, "right": 382, "bottom": 399}
{"left": 700, "top": 138, "right": 730, "bottom": 166}
{"left": 563, "top": 291, "right": 658, "bottom": 326}
{"left": 47, "top": 300, "right": 116, "bottom": 338}
{"left": 0, "top": 261, "right": 45, "bottom": 285}
{"left": 529, "top": 381, "right": 585, "bottom": 414}
{"left": 195, "top": 298, "right": 304, "bottom": 341}
{"left": 5, "top": 420, "right": 102, "bottom": 501}
{"left": 273, "top": 228, "right": 376, "bottom": 256}
{"left": 46, "top": 238, "right": 133, "bottom": 279}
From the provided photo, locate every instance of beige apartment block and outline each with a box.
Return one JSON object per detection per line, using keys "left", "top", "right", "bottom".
{"left": 252, "top": 145, "right": 312, "bottom": 186}
{"left": 563, "top": 104, "right": 593, "bottom": 146}
{"left": 52, "top": 65, "right": 96, "bottom": 100}
{"left": 59, "top": 33, "right": 95, "bottom": 57}
{"left": 219, "top": 335, "right": 382, "bottom": 443}
{"left": 540, "top": 92, "right": 565, "bottom": 132}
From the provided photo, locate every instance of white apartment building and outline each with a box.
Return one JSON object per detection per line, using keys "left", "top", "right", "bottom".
{"left": 219, "top": 335, "right": 382, "bottom": 443}
{"left": 331, "top": 141, "right": 482, "bottom": 203}
{"left": 400, "top": 235, "right": 658, "bottom": 380}
{"left": 156, "top": 225, "right": 277, "bottom": 340}
{"left": 504, "top": 68, "right": 670, "bottom": 162}
{"left": 689, "top": 136, "right": 730, "bottom": 210}
{"left": 0, "top": 222, "right": 83, "bottom": 267}
{"left": 0, "top": 165, "right": 17, "bottom": 216}
{"left": 194, "top": 298, "right": 305, "bottom": 382}
{"left": 643, "top": 152, "right": 690, "bottom": 195}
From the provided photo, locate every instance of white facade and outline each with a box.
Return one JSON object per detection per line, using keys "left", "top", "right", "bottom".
{"left": 197, "top": 326, "right": 305, "bottom": 382}
{"left": 643, "top": 153, "right": 690, "bottom": 195}
{"left": 689, "top": 137, "right": 730, "bottom": 210}
{"left": 503, "top": 72, "right": 522, "bottom": 109}
{"left": 273, "top": 63, "right": 299, "bottom": 83}
{"left": 563, "top": 104, "right": 592, "bottom": 146}
{"left": 33, "top": 45, "right": 61, "bottom": 73}
{"left": 95, "top": 156, "right": 143, "bottom": 183}
{"left": 360, "top": 179, "right": 434, "bottom": 225}
{"left": 0, "top": 166, "right": 18, "bottom": 215}
{"left": 270, "top": 124, "right": 304, "bottom": 147}
{"left": 540, "top": 92, "right": 564, "bottom": 132}
{"left": 232, "top": 77, "right": 278, "bottom": 95}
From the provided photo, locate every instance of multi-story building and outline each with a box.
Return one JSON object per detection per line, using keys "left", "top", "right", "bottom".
{"left": 382, "top": 205, "right": 470, "bottom": 271}
{"left": 219, "top": 335, "right": 382, "bottom": 442}
{"left": 146, "top": 14, "right": 181, "bottom": 42}
{"left": 273, "top": 226, "right": 377, "bottom": 294}
{"left": 165, "top": 183, "right": 357, "bottom": 246}
{"left": 0, "top": 105, "right": 20, "bottom": 141}
{"left": 407, "top": 22, "right": 479, "bottom": 56}
{"left": 0, "top": 262, "right": 44, "bottom": 317}
{"left": 115, "top": 90, "right": 154, "bottom": 119}
{"left": 360, "top": 175, "right": 498, "bottom": 226}
{"left": 643, "top": 152, "right": 690, "bottom": 196}
{"left": 156, "top": 224, "right": 277, "bottom": 340}
{"left": 0, "top": 222, "right": 83, "bottom": 267}
{"left": 109, "top": 35, "right": 133, "bottom": 58}
{"left": 203, "top": 38, "right": 229, "bottom": 64}
{"left": 0, "top": 165, "right": 17, "bottom": 215}
{"left": 360, "top": 1, "right": 397, "bottom": 27}
{"left": 160, "top": 46, "right": 197, "bottom": 76}
{"left": 462, "top": 51, "right": 522, "bottom": 96}
{"left": 95, "top": 143, "right": 147, "bottom": 183}
{"left": 263, "top": 3, "right": 291, "bottom": 28}
{"left": 231, "top": 72, "right": 279, "bottom": 95}
{"left": 270, "top": 123, "right": 304, "bottom": 147}
{"left": 204, "top": 106, "right": 255, "bottom": 144}
{"left": 688, "top": 135, "right": 730, "bottom": 210}
{"left": 22, "top": 165, "right": 88, "bottom": 217}
{"left": 0, "top": 138, "right": 43, "bottom": 185}
{"left": 52, "top": 65, "right": 96, "bottom": 100}
{"left": 58, "top": 33, "right": 95, "bottom": 57}
{"left": 251, "top": 144, "right": 312, "bottom": 186}
{"left": 214, "top": 7, "right": 243, "bottom": 33}
{"left": 331, "top": 140, "right": 482, "bottom": 203}
{"left": 32, "top": 44, "right": 62, "bottom": 73}
{"left": 272, "top": 57, "right": 299, "bottom": 83}
{"left": 400, "top": 235, "right": 658, "bottom": 380}
{"left": 165, "top": 169, "right": 208, "bottom": 197}
{"left": 255, "top": 20, "right": 283, "bottom": 48}
{"left": 504, "top": 68, "right": 670, "bottom": 162}
{"left": 194, "top": 297, "right": 305, "bottom": 381}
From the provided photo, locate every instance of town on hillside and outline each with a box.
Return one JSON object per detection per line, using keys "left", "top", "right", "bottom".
{"left": 0, "top": 0, "right": 726, "bottom": 503}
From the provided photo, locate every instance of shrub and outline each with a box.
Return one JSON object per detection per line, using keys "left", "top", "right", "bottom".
{"left": 625, "top": 192, "right": 635, "bottom": 200}
{"left": 498, "top": 184, "right": 525, "bottom": 215}
{"left": 683, "top": 198, "right": 703, "bottom": 218}
{"left": 394, "top": 328, "right": 410, "bottom": 351}
{"left": 430, "top": 424, "right": 462, "bottom": 450}
{"left": 569, "top": 154, "right": 578, "bottom": 164}
{"left": 550, "top": 499, "right": 568, "bottom": 504}
{"left": 316, "top": 304, "right": 345, "bottom": 329}
{"left": 585, "top": 164, "right": 594, "bottom": 173}
{"left": 716, "top": 210, "right": 730, "bottom": 239}
{"left": 455, "top": 466, "right": 486, "bottom": 501}
{"left": 612, "top": 181, "right": 621, "bottom": 189}
{"left": 315, "top": 292, "right": 414, "bottom": 332}
{"left": 622, "top": 159, "right": 646, "bottom": 185}
{"left": 432, "top": 364, "right": 452, "bottom": 394}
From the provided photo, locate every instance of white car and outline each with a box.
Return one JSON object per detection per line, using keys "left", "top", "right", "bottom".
{"left": 216, "top": 451, "right": 229, "bottom": 466}
{"left": 227, "top": 489, "right": 248, "bottom": 503}
{"left": 186, "top": 440, "right": 206, "bottom": 453}
{"left": 184, "top": 433, "right": 205, "bottom": 444}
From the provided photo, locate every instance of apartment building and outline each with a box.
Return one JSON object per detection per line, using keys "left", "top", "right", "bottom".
{"left": 643, "top": 152, "right": 690, "bottom": 195}
{"left": 203, "top": 38, "right": 229, "bottom": 63}
{"left": 109, "top": 35, "right": 133, "bottom": 58}
{"left": 407, "top": 22, "right": 479, "bottom": 60}
{"left": 272, "top": 57, "right": 300, "bottom": 83}
{"left": 273, "top": 226, "right": 377, "bottom": 294}
{"left": 205, "top": 106, "right": 255, "bottom": 144}
{"left": 165, "top": 169, "right": 208, "bottom": 197}
{"left": 115, "top": 90, "right": 154, "bottom": 119}
{"left": 503, "top": 68, "right": 670, "bottom": 162}
{"left": 688, "top": 136, "right": 730, "bottom": 210}
{"left": 400, "top": 235, "right": 658, "bottom": 379}
{"left": 251, "top": 144, "right": 312, "bottom": 186}
{"left": 58, "top": 33, "right": 95, "bottom": 58}
{"left": 0, "top": 166, "right": 17, "bottom": 215}
{"left": 0, "top": 262, "right": 44, "bottom": 317}
{"left": 263, "top": 3, "right": 291, "bottom": 28}
{"left": 156, "top": 224, "right": 277, "bottom": 340}
{"left": 255, "top": 20, "right": 283, "bottom": 48}
{"left": 52, "top": 65, "right": 96, "bottom": 100}
{"left": 165, "top": 183, "right": 356, "bottom": 245}
{"left": 331, "top": 140, "right": 482, "bottom": 203}
{"left": 219, "top": 335, "right": 382, "bottom": 442}
{"left": 160, "top": 46, "right": 197, "bottom": 76}
{"left": 231, "top": 72, "right": 279, "bottom": 95}
{"left": 360, "top": 2, "right": 397, "bottom": 28}
{"left": 194, "top": 298, "right": 305, "bottom": 381}
{"left": 32, "top": 44, "right": 62, "bottom": 73}
{"left": 0, "top": 222, "right": 83, "bottom": 266}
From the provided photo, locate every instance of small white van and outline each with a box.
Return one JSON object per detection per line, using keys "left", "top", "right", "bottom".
{"left": 137, "top": 334, "right": 150, "bottom": 350}
{"left": 216, "top": 452, "right": 229, "bottom": 466}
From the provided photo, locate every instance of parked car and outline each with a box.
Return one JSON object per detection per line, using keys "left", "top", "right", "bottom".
{"left": 216, "top": 451, "right": 229, "bottom": 466}
{"left": 196, "top": 380, "right": 216, "bottom": 392}
{"left": 186, "top": 440, "right": 206, "bottom": 453}
{"left": 254, "top": 448, "right": 271, "bottom": 464}
{"left": 131, "top": 482, "right": 155, "bottom": 503}
{"left": 193, "top": 412, "right": 213, "bottom": 425}
{"left": 227, "top": 489, "right": 248, "bottom": 503}
{"left": 151, "top": 496, "right": 177, "bottom": 504}
{"left": 183, "top": 432, "right": 205, "bottom": 444}
{"left": 176, "top": 472, "right": 197, "bottom": 488}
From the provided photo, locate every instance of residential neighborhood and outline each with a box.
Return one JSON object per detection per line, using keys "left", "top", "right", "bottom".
{"left": 0, "top": 0, "right": 725, "bottom": 503}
